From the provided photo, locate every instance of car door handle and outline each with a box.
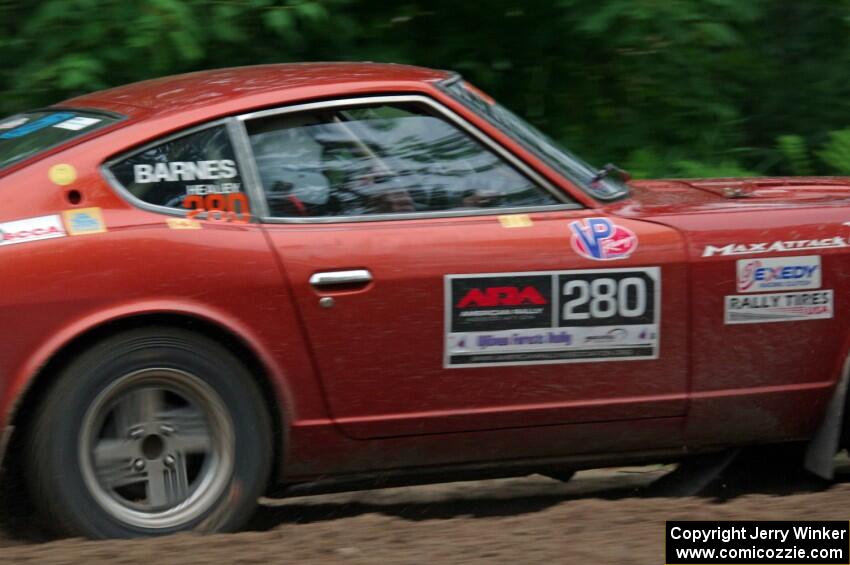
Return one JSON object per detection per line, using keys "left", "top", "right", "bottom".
{"left": 309, "top": 269, "right": 373, "bottom": 287}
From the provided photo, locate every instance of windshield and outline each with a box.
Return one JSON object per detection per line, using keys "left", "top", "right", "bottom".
{"left": 441, "top": 78, "right": 629, "bottom": 201}
{"left": 0, "top": 109, "right": 121, "bottom": 171}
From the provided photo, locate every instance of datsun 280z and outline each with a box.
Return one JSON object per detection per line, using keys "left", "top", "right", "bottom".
{"left": 0, "top": 63, "right": 848, "bottom": 538}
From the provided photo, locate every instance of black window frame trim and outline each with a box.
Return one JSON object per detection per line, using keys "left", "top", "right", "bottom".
{"left": 101, "top": 94, "right": 584, "bottom": 223}
{"left": 100, "top": 117, "right": 260, "bottom": 220}
{"left": 436, "top": 74, "right": 630, "bottom": 203}
{"left": 235, "top": 94, "right": 583, "bottom": 224}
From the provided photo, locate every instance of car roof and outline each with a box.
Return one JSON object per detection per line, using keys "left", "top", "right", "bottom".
{"left": 60, "top": 63, "right": 452, "bottom": 119}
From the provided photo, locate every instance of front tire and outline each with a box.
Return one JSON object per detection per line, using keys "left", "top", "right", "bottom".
{"left": 26, "top": 327, "right": 272, "bottom": 539}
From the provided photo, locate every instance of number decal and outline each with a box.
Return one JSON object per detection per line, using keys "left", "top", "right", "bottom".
{"left": 183, "top": 195, "right": 204, "bottom": 221}
{"left": 182, "top": 194, "right": 251, "bottom": 223}
{"left": 446, "top": 267, "right": 660, "bottom": 368}
{"left": 589, "top": 278, "right": 618, "bottom": 318}
{"left": 561, "top": 272, "right": 652, "bottom": 324}
{"left": 619, "top": 277, "right": 647, "bottom": 317}
{"left": 227, "top": 193, "right": 251, "bottom": 223}
{"left": 562, "top": 280, "right": 590, "bottom": 320}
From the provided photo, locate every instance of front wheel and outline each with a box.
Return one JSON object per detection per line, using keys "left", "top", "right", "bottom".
{"left": 26, "top": 327, "right": 272, "bottom": 539}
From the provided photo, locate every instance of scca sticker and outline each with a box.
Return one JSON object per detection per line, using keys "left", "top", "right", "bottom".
{"left": 0, "top": 214, "right": 66, "bottom": 245}
{"left": 569, "top": 218, "right": 637, "bottom": 261}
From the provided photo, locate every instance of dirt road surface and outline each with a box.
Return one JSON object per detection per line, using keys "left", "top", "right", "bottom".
{"left": 2, "top": 459, "right": 849, "bottom": 564}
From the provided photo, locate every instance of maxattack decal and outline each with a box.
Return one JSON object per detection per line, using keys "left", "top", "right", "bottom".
{"left": 703, "top": 237, "right": 849, "bottom": 257}
{"left": 62, "top": 207, "right": 106, "bottom": 236}
{"left": 736, "top": 256, "right": 821, "bottom": 293}
{"left": 569, "top": 218, "right": 637, "bottom": 261}
{"left": 0, "top": 215, "right": 66, "bottom": 246}
{"left": 445, "top": 267, "right": 660, "bottom": 367}
{"left": 724, "top": 290, "right": 833, "bottom": 324}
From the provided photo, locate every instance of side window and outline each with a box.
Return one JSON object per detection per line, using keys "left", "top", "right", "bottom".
{"left": 245, "top": 103, "right": 564, "bottom": 218}
{"left": 109, "top": 125, "right": 247, "bottom": 216}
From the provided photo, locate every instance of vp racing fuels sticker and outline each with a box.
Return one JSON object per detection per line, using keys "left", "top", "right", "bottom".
{"left": 569, "top": 217, "right": 638, "bottom": 261}
{"left": 736, "top": 256, "right": 821, "bottom": 293}
{"left": 445, "top": 267, "right": 660, "bottom": 367}
{"left": 725, "top": 290, "right": 833, "bottom": 324}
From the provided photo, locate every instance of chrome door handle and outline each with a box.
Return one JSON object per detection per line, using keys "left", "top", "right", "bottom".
{"left": 309, "top": 269, "right": 373, "bottom": 287}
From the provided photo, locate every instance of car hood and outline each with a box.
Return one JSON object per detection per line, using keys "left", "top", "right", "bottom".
{"left": 607, "top": 177, "right": 850, "bottom": 217}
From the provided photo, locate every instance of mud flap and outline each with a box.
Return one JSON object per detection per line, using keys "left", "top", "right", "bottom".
{"left": 0, "top": 425, "right": 12, "bottom": 471}
{"left": 804, "top": 357, "right": 850, "bottom": 480}
{"left": 648, "top": 450, "right": 740, "bottom": 496}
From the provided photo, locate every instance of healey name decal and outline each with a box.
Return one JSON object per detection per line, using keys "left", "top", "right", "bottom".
{"left": 725, "top": 290, "right": 834, "bottom": 324}
{"left": 445, "top": 268, "right": 660, "bottom": 367}
{"left": 0, "top": 215, "right": 66, "bottom": 246}
{"left": 569, "top": 218, "right": 637, "bottom": 261}
{"left": 736, "top": 256, "right": 821, "bottom": 293}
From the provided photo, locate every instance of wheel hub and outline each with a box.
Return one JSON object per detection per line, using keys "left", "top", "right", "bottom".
{"left": 141, "top": 434, "right": 165, "bottom": 460}
{"left": 78, "top": 368, "right": 235, "bottom": 529}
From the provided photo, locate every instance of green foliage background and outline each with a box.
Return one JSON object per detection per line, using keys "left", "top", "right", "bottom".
{"left": 3, "top": 0, "right": 850, "bottom": 178}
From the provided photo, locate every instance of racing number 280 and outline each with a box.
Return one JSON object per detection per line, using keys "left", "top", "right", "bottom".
{"left": 183, "top": 194, "right": 251, "bottom": 223}
{"left": 563, "top": 277, "right": 647, "bottom": 320}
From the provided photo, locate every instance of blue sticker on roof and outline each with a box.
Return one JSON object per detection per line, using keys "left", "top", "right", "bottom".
{"left": 0, "top": 112, "right": 76, "bottom": 139}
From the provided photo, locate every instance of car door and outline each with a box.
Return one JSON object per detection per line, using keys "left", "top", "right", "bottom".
{"left": 239, "top": 95, "right": 689, "bottom": 439}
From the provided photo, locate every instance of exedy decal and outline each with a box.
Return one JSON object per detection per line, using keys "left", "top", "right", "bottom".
{"left": 569, "top": 218, "right": 638, "bottom": 261}
{"left": 736, "top": 256, "right": 820, "bottom": 293}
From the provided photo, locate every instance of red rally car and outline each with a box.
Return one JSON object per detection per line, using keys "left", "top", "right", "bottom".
{"left": 0, "top": 63, "right": 847, "bottom": 538}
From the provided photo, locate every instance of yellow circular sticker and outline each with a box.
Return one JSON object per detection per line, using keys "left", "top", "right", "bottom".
{"left": 48, "top": 164, "right": 77, "bottom": 186}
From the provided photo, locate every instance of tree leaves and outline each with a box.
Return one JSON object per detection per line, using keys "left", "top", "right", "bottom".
{"left": 2, "top": 0, "right": 850, "bottom": 178}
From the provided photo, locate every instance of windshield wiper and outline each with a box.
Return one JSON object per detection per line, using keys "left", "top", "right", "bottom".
{"left": 590, "top": 163, "right": 631, "bottom": 184}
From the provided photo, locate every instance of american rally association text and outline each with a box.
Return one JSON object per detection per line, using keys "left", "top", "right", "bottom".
{"left": 669, "top": 525, "right": 848, "bottom": 544}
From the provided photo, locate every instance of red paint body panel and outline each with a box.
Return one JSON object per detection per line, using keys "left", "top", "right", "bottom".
{"left": 267, "top": 212, "right": 688, "bottom": 439}
{"left": 0, "top": 63, "right": 845, "bottom": 484}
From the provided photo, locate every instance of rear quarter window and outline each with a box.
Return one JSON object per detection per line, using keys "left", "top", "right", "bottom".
{"left": 0, "top": 110, "right": 121, "bottom": 170}
{"left": 108, "top": 125, "right": 244, "bottom": 212}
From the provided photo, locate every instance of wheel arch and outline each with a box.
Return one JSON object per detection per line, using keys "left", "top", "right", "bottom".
{"left": 2, "top": 311, "right": 286, "bottom": 494}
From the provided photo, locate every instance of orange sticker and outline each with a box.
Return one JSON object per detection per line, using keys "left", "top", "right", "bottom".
{"left": 62, "top": 207, "right": 106, "bottom": 235}
{"left": 166, "top": 218, "right": 202, "bottom": 230}
{"left": 498, "top": 214, "right": 533, "bottom": 228}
